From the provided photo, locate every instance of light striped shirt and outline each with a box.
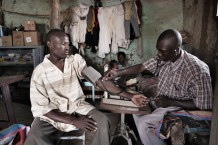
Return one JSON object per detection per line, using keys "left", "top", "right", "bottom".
{"left": 143, "top": 50, "right": 213, "bottom": 110}
{"left": 30, "top": 54, "right": 94, "bottom": 132}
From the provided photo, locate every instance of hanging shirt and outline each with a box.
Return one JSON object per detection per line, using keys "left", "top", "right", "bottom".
{"left": 69, "top": 4, "right": 90, "bottom": 48}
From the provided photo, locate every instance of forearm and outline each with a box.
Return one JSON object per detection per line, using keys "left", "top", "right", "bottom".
{"left": 165, "top": 98, "right": 199, "bottom": 110}
{"left": 96, "top": 79, "right": 134, "bottom": 100}
{"left": 44, "top": 109, "right": 76, "bottom": 125}
{"left": 116, "top": 64, "right": 145, "bottom": 77}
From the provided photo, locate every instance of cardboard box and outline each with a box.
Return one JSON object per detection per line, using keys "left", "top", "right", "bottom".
{"left": 24, "top": 20, "right": 36, "bottom": 31}
{"left": 24, "top": 31, "right": 41, "bottom": 46}
{"left": 1, "top": 36, "right": 12, "bottom": 46}
{"left": 13, "top": 31, "right": 24, "bottom": 46}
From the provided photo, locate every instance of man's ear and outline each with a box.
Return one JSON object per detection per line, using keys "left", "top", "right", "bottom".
{"left": 47, "top": 41, "right": 52, "bottom": 48}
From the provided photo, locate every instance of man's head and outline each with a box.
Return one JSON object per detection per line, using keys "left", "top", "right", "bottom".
{"left": 117, "top": 51, "right": 126, "bottom": 65}
{"left": 46, "top": 29, "right": 70, "bottom": 59}
{"left": 156, "top": 29, "right": 182, "bottom": 62}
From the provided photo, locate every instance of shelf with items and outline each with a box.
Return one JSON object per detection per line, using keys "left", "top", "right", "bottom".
{"left": 0, "top": 45, "right": 44, "bottom": 77}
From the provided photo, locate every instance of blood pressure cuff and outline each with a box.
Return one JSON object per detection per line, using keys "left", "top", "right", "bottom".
{"left": 82, "top": 66, "right": 102, "bottom": 86}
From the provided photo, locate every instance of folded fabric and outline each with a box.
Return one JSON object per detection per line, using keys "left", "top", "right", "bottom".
{"left": 0, "top": 124, "right": 30, "bottom": 145}
{"left": 157, "top": 110, "right": 212, "bottom": 140}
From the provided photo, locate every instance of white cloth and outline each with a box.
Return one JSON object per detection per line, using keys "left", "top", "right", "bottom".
{"left": 97, "top": 5, "right": 126, "bottom": 58}
{"left": 69, "top": 4, "right": 89, "bottom": 48}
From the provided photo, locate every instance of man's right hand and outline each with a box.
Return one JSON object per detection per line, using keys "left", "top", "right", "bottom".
{"left": 73, "top": 115, "right": 97, "bottom": 133}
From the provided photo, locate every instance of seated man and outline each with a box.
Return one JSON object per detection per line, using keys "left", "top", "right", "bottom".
{"left": 105, "top": 29, "right": 213, "bottom": 145}
{"left": 24, "top": 29, "right": 147, "bottom": 145}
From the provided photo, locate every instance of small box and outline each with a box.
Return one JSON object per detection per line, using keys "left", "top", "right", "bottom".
{"left": 24, "top": 31, "right": 41, "bottom": 46}
{"left": 24, "top": 20, "right": 36, "bottom": 31}
{"left": 13, "top": 31, "right": 24, "bottom": 46}
{"left": 1, "top": 36, "right": 12, "bottom": 46}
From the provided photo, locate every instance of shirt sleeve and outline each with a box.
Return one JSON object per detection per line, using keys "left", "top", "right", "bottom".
{"left": 190, "top": 72, "right": 213, "bottom": 110}
{"left": 143, "top": 57, "right": 159, "bottom": 75}
{"left": 72, "top": 54, "right": 87, "bottom": 80}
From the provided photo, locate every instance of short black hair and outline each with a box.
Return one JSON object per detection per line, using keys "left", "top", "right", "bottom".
{"left": 157, "top": 29, "right": 182, "bottom": 46}
{"left": 109, "top": 59, "right": 118, "bottom": 69}
{"left": 45, "top": 29, "right": 67, "bottom": 43}
{"left": 117, "top": 51, "right": 126, "bottom": 58}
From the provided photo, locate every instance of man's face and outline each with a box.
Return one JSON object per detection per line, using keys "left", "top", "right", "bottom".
{"left": 156, "top": 39, "right": 177, "bottom": 62}
{"left": 49, "top": 35, "right": 70, "bottom": 59}
{"left": 118, "top": 55, "right": 125, "bottom": 64}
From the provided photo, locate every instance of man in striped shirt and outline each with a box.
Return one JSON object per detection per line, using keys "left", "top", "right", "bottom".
{"left": 105, "top": 29, "right": 213, "bottom": 145}
{"left": 24, "top": 29, "right": 147, "bottom": 145}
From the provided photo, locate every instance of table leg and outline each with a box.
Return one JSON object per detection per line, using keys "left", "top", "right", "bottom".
{"left": 1, "top": 85, "right": 16, "bottom": 124}
{"left": 91, "top": 85, "right": 95, "bottom": 105}
{"left": 110, "top": 113, "right": 138, "bottom": 145}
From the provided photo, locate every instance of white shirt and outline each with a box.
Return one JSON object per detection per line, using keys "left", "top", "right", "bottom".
{"left": 30, "top": 54, "right": 94, "bottom": 132}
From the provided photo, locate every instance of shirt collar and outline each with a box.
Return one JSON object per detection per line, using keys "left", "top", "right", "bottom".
{"left": 43, "top": 54, "right": 72, "bottom": 73}
{"left": 170, "top": 49, "right": 184, "bottom": 72}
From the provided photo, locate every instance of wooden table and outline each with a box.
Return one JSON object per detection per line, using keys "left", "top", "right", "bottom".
{"left": 99, "top": 98, "right": 151, "bottom": 145}
{"left": 0, "top": 75, "right": 25, "bottom": 124}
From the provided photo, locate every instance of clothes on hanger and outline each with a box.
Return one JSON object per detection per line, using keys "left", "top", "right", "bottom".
{"left": 60, "top": 0, "right": 142, "bottom": 58}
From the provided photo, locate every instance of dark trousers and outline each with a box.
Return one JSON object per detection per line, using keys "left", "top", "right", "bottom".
{"left": 24, "top": 109, "right": 110, "bottom": 145}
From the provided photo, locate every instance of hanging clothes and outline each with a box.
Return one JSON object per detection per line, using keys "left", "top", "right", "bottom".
{"left": 86, "top": 6, "right": 94, "bottom": 32}
{"left": 85, "top": 6, "right": 99, "bottom": 53}
{"left": 68, "top": 3, "right": 90, "bottom": 49}
{"left": 101, "top": 0, "right": 122, "bottom": 7}
{"left": 123, "top": 0, "right": 140, "bottom": 40}
{"left": 97, "top": 4, "right": 126, "bottom": 58}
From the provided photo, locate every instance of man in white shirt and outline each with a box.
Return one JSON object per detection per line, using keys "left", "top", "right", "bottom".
{"left": 24, "top": 29, "right": 147, "bottom": 145}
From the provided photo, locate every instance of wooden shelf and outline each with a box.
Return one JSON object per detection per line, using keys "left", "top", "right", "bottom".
{"left": 0, "top": 62, "right": 33, "bottom": 66}
{"left": 0, "top": 45, "right": 44, "bottom": 49}
{"left": 0, "top": 45, "right": 44, "bottom": 76}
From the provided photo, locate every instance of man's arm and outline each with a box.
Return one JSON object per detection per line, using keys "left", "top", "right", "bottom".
{"left": 154, "top": 96, "right": 199, "bottom": 110}
{"left": 81, "top": 66, "right": 148, "bottom": 107}
{"left": 96, "top": 78, "right": 148, "bottom": 107}
{"left": 189, "top": 73, "right": 213, "bottom": 110}
{"left": 106, "top": 64, "right": 146, "bottom": 80}
{"left": 44, "top": 110, "right": 97, "bottom": 132}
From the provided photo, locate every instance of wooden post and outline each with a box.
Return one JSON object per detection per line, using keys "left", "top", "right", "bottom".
{"left": 0, "top": 0, "right": 4, "bottom": 25}
{"left": 209, "top": 59, "right": 218, "bottom": 145}
{"left": 50, "top": 0, "right": 60, "bottom": 29}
